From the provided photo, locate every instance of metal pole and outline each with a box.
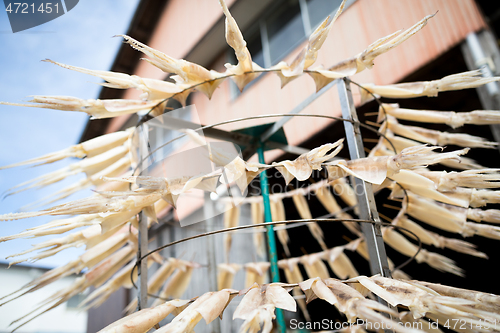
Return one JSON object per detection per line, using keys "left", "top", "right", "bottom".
{"left": 337, "top": 78, "right": 392, "bottom": 278}
{"left": 137, "top": 212, "right": 149, "bottom": 310}
{"left": 465, "top": 33, "right": 499, "bottom": 97}
{"left": 203, "top": 191, "right": 221, "bottom": 333}
{"left": 137, "top": 126, "right": 149, "bottom": 310}
{"left": 257, "top": 144, "right": 286, "bottom": 333}
{"left": 148, "top": 116, "right": 310, "bottom": 156}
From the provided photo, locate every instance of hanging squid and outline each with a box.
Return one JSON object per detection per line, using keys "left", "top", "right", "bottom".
{"left": 217, "top": 263, "right": 241, "bottom": 291}
{"left": 299, "top": 277, "right": 417, "bottom": 333}
{"left": 233, "top": 283, "right": 296, "bottom": 333}
{"left": 310, "top": 13, "right": 434, "bottom": 91}
{"left": 361, "top": 70, "right": 500, "bottom": 102}
{"left": 347, "top": 275, "right": 500, "bottom": 331}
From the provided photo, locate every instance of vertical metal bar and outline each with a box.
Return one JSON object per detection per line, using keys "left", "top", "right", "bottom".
{"left": 337, "top": 78, "right": 392, "bottom": 278}
{"left": 257, "top": 145, "right": 286, "bottom": 333}
{"left": 137, "top": 212, "right": 149, "bottom": 310}
{"left": 465, "top": 33, "right": 499, "bottom": 96}
{"left": 137, "top": 126, "right": 149, "bottom": 310}
{"left": 203, "top": 192, "right": 221, "bottom": 333}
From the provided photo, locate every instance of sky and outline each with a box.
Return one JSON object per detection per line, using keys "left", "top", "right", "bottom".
{"left": 0, "top": 0, "right": 141, "bottom": 268}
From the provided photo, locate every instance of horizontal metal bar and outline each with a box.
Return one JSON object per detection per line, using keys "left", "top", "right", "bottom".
{"left": 149, "top": 117, "right": 309, "bottom": 156}
{"left": 264, "top": 141, "right": 309, "bottom": 155}
{"left": 241, "top": 79, "right": 339, "bottom": 159}
{"left": 259, "top": 79, "right": 339, "bottom": 143}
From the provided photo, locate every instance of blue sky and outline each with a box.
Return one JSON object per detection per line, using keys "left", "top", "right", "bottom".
{"left": 0, "top": 1, "right": 140, "bottom": 268}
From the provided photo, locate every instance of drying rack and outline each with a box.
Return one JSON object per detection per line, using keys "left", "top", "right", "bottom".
{"left": 133, "top": 77, "right": 392, "bottom": 333}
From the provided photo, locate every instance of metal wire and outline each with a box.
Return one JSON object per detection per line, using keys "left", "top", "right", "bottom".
{"left": 346, "top": 78, "right": 390, "bottom": 123}
{"left": 129, "top": 217, "right": 422, "bottom": 300}
{"left": 131, "top": 113, "right": 397, "bottom": 177}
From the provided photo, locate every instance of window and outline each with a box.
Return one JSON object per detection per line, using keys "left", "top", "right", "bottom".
{"left": 148, "top": 101, "right": 192, "bottom": 161}
{"left": 307, "top": 0, "right": 345, "bottom": 30}
{"left": 228, "top": 0, "right": 352, "bottom": 100}
{"left": 66, "top": 292, "right": 87, "bottom": 309}
{"left": 247, "top": 32, "right": 265, "bottom": 69}
{"left": 266, "top": 0, "right": 305, "bottom": 65}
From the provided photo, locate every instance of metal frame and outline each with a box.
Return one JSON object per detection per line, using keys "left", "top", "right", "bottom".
{"left": 133, "top": 75, "right": 392, "bottom": 327}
